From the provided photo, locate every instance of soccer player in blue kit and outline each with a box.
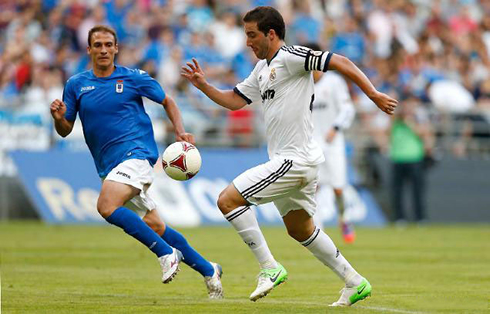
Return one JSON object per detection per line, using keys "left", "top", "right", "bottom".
{"left": 49, "top": 26, "right": 223, "bottom": 299}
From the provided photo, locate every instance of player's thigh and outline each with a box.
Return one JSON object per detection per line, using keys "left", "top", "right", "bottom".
{"left": 98, "top": 180, "right": 140, "bottom": 217}
{"left": 273, "top": 165, "right": 318, "bottom": 218}
{"left": 233, "top": 157, "right": 298, "bottom": 206}
{"left": 101, "top": 158, "right": 156, "bottom": 216}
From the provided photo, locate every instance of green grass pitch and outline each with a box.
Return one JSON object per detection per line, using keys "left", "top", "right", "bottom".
{"left": 1, "top": 222, "right": 489, "bottom": 313}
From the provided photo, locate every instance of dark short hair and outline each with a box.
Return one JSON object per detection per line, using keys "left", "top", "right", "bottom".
{"left": 303, "top": 42, "right": 321, "bottom": 51}
{"left": 88, "top": 25, "right": 117, "bottom": 47}
{"left": 243, "top": 6, "right": 285, "bottom": 40}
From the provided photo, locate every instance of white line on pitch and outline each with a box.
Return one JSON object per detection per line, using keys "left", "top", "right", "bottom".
{"left": 357, "top": 305, "right": 427, "bottom": 314}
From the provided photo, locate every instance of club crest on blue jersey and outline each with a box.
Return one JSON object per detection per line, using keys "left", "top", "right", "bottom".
{"left": 116, "top": 80, "right": 124, "bottom": 93}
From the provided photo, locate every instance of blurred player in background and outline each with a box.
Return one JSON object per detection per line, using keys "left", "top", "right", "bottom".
{"left": 50, "top": 25, "right": 223, "bottom": 299}
{"left": 306, "top": 42, "right": 357, "bottom": 243}
{"left": 182, "top": 6, "right": 396, "bottom": 306}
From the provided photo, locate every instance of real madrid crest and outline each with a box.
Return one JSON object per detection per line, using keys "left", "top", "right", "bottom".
{"left": 116, "top": 80, "right": 124, "bottom": 93}
{"left": 269, "top": 68, "right": 276, "bottom": 81}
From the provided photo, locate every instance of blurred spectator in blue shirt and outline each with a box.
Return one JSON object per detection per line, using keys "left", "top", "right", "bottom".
{"left": 330, "top": 15, "right": 365, "bottom": 64}
{"left": 290, "top": 1, "right": 322, "bottom": 45}
{"left": 186, "top": 0, "right": 214, "bottom": 33}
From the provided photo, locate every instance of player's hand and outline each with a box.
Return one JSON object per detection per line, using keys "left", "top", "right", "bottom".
{"left": 326, "top": 128, "right": 337, "bottom": 143}
{"left": 370, "top": 91, "right": 398, "bottom": 115}
{"left": 176, "top": 132, "right": 195, "bottom": 145}
{"left": 50, "top": 99, "right": 67, "bottom": 121}
{"left": 181, "top": 58, "right": 207, "bottom": 89}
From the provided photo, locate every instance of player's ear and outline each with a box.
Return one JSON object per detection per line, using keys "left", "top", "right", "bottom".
{"left": 86, "top": 45, "right": 91, "bottom": 55}
{"left": 267, "top": 29, "right": 276, "bottom": 40}
{"left": 114, "top": 43, "right": 119, "bottom": 54}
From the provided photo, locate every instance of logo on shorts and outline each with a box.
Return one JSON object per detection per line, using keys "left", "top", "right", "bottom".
{"left": 116, "top": 171, "right": 131, "bottom": 179}
{"left": 116, "top": 80, "right": 124, "bottom": 93}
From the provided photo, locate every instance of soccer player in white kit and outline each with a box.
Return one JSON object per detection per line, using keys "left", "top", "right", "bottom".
{"left": 181, "top": 6, "right": 397, "bottom": 307}
{"left": 307, "top": 43, "right": 357, "bottom": 243}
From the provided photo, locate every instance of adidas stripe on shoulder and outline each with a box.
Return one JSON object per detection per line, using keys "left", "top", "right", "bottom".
{"left": 281, "top": 46, "right": 333, "bottom": 72}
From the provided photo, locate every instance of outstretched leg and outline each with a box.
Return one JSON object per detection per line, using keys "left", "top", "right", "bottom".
{"left": 98, "top": 180, "right": 181, "bottom": 283}
{"left": 283, "top": 209, "right": 370, "bottom": 307}
{"left": 218, "top": 184, "right": 285, "bottom": 301}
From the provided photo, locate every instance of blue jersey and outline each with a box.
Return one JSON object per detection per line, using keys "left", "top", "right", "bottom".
{"left": 62, "top": 66, "right": 165, "bottom": 177}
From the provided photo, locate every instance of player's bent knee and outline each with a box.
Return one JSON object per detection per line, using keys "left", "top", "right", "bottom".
{"left": 217, "top": 193, "right": 235, "bottom": 215}
{"left": 97, "top": 197, "right": 118, "bottom": 218}
{"left": 97, "top": 204, "right": 117, "bottom": 218}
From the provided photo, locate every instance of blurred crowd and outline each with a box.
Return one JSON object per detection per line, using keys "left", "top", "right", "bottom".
{"left": 1, "top": 0, "right": 490, "bottom": 159}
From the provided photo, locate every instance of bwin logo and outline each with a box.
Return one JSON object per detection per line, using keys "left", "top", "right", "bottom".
{"left": 116, "top": 171, "right": 131, "bottom": 179}
{"left": 261, "top": 89, "right": 275, "bottom": 101}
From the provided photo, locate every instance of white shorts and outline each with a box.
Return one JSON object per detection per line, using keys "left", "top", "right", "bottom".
{"left": 104, "top": 158, "right": 157, "bottom": 217}
{"left": 318, "top": 137, "right": 347, "bottom": 189}
{"left": 233, "top": 156, "right": 319, "bottom": 217}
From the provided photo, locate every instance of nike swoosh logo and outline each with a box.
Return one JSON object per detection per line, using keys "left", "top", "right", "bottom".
{"left": 358, "top": 285, "right": 366, "bottom": 294}
{"left": 270, "top": 270, "right": 282, "bottom": 283}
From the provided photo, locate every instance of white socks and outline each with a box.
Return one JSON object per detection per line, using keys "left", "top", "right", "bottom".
{"left": 301, "top": 226, "right": 362, "bottom": 287}
{"left": 224, "top": 207, "right": 362, "bottom": 286}
{"left": 224, "top": 206, "right": 278, "bottom": 269}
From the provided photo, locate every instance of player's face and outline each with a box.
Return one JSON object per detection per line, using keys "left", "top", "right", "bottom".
{"left": 87, "top": 32, "right": 118, "bottom": 70}
{"left": 244, "top": 22, "right": 271, "bottom": 60}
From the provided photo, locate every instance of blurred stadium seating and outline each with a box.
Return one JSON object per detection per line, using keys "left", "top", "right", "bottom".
{"left": 1, "top": 0, "right": 489, "bottom": 221}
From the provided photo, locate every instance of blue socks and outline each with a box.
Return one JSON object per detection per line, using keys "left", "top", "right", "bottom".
{"left": 162, "top": 226, "right": 214, "bottom": 277}
{"left": 105, "top": 207, "right": 173, "bottom": 257}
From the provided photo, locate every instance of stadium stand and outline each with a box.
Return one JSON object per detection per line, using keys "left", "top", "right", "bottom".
{"left": 1, "top": 0, "right": 490, "bottom": 220}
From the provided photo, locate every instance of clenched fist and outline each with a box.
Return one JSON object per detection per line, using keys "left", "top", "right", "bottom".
{"left": 50, "top": 99, "right": 66, "bottom": 121}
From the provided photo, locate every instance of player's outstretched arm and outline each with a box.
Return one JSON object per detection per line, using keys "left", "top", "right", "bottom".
{"left": 50, "top": 99, "right": 74, "bottom": 137}
{"left": 161, "top": 95, "right": 195, "bottom": 145}
{"left": 328, "top": 54, "right": 398, "bottom": 115}
{"left": 181, "top": 58, "right": 247, "bottom": 111}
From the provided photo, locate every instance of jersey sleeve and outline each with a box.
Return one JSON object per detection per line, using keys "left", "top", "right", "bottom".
{"left": 282, "top": 45, "right": 334, "bottom": 75}
{"left": 332, "top": 76, "right": 355, "bottom": 130}
{"left": 62, "top": 78, "right": 78, "bottom": 122}
{"left": 133, "top": 69, "right": 166, "bottom": 104}
{"left": 234, "top": 64, "right": 262, "bottom": 105}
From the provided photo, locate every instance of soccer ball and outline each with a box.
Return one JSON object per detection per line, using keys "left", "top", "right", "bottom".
{"left": 161, "top": 141, "right": 202, "bottom": 181}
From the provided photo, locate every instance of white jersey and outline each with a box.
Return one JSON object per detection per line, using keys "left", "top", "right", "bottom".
{"left": 311, "top": 71, "right": 355, "bottom": 147}
{"left": 235, "top": 45, "right": 334, "bottom": 165}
